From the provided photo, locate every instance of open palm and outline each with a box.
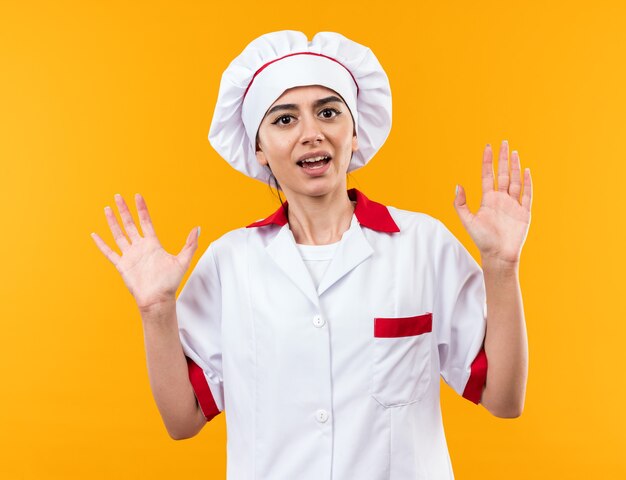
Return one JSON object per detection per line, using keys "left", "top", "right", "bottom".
{"left": 454, "top": 140, "right": 532, "bottom": 265}
{"left": 91, "top": 194, "right": 200, "bottom": 311}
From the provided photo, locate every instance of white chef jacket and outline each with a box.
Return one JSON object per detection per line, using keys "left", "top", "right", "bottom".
{"left": 176, "top": 188, "right": 488, "bottom": 480}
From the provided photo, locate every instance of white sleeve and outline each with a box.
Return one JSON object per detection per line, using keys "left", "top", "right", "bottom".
{"left": 176, "top": 242, "right": 224, "bottom": 420}
{"left": 432, "top": 220, "right": 488, "bottom": 404}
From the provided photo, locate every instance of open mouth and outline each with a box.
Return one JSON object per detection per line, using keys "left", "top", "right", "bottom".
{"left": 296, "top": 155, "right": 332, "bottom": 169}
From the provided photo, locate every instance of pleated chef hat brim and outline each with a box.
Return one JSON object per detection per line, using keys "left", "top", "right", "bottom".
{"left": 208, "top": 30, "right": 392, "bottom": 184}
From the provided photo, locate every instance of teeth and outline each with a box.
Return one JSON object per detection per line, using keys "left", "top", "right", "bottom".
{"left": 300, "top": 155, "right": 329, "bottom": 163}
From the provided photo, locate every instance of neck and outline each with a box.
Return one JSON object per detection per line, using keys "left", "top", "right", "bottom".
{"left": 283, "top": 186, "right": 355, "bottom": 245}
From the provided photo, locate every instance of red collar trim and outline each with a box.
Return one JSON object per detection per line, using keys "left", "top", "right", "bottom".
{"left": 246, "top": 188, "right": 400, "bottom": 233}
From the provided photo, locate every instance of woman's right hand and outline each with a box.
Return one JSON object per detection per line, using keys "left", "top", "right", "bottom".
{"left": 91, "top": 193, "right": 200, "bottom": 312}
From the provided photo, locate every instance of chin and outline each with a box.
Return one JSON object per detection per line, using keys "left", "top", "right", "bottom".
{"left": 301, "top": 179, "right": 345, "bottom": 198}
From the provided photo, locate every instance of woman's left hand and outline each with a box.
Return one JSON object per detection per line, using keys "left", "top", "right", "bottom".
{"left": 453, "top": 140, "right": 533, "bottom": 266}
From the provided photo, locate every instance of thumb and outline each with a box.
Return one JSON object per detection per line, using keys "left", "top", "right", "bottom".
{"left": 453, "top": 184, "right": 473, "bottom": 228}
{"left": 177, "top": 226, "right": 201, "bottom": 269}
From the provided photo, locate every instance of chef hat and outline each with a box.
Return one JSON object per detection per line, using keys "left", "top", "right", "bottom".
{"left": 208, "top": 30, "right": 392, "bottom": 184}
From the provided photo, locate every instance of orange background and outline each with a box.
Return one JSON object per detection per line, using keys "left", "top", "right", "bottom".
{"left": 2, "top": 0, "right": 625, "bottom": 478}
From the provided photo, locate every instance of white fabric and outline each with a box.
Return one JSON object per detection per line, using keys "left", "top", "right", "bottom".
{"left": 176, "top": 202, "right": 486, "bottom": 479}
{"left": 295, "top": 240, "right": 340, "bottom": 290}
{"left": 208, "top": 30, "right": 392, "bottom": 184}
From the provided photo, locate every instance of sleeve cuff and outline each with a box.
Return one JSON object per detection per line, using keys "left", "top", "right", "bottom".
{"left": 462, "top": 346, "right": 488, "bottom": 405}
{"left": 185, "top": 356, "right": 222, "bottom": 421}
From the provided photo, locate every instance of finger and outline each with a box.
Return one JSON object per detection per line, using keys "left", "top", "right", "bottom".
{"left": 104, "top": 205, "right": 131, "bottom": 251}
{"left": 177, "top": 226, "right": 201, "bottom": 270}
{"left": 509, "top": 150, "right": 522, "bottom": 201}
{"left": 521, "top": 168, "right": 533, "bottom": 211}
{"left": 114, "top": 194, "right": 142, "bottom": 242}
{"left": 135, "top": 193, "right": 157, "bottom": 238}
{"left": 91, "top": 231, "right": 121, "bottom": 266}
{"left": 453, "top": 184, "right": 473, "bottom": 228}
{"left": 497, "top": 139, "right": 510, "bottom": 192}
{"left": 481, "top": 144, "right": 495, "bottom": 194}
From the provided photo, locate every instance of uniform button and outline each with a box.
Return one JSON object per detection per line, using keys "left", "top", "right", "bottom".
{"left": 312, "top": 314, "right": 326, "bottom": 328}
{"left": 316, "top": 409, "right": 329, "bottom": 423}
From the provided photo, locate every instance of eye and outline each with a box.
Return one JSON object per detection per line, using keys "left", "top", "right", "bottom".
{"left": 271, "top": 115, "right": 295, "bottom": 126}
{"left": 320, "top": 108, "right": 341, "bottom": 119}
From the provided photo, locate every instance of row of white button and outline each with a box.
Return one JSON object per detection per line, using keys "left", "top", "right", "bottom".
{"left": 312, "top": 315, "right": 328, "bottom": 423}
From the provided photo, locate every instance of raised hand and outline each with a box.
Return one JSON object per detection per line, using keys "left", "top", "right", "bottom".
{"left": 91, "top": 194, "right": 200, "bottom": 312}
{"left": 453, "top": 140, "right": 532, "bottom": 265}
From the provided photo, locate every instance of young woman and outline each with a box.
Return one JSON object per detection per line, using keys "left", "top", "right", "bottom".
{"left": 92, "top": 31, "right": 532, "bottom": 479}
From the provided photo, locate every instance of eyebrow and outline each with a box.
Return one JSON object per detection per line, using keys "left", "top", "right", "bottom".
{"left": 264, "top": 95, "right": 345, "bottom": 117}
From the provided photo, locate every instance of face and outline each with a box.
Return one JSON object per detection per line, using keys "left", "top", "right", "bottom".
{"left": 255, "top": 85, "right": 358, "bottom": 200}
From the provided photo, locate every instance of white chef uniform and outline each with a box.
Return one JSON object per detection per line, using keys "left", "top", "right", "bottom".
{"left": 176, "top": 187, "right": 488, "bottom": 480}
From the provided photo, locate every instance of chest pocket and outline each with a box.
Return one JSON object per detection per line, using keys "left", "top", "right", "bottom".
{"left": 371, "top": 312, "right": 433, "bottom": 407}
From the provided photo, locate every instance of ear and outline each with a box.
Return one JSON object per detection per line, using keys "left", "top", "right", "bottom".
{"left": 255, "top": 144, "right": 269, "bottom": 167}
{"left": 352, "top": 132, "right": 359, "bottom": 153}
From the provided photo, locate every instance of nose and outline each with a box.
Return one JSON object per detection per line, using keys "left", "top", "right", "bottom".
{"left": 299, "top": 114, "right": 325, "bottom": 145}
